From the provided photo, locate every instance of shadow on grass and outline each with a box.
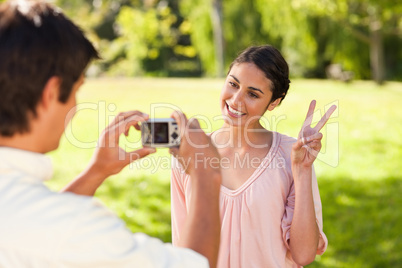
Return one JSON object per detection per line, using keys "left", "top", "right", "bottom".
{"left": 310, "top": 176, "right": 402, "bottom": 267}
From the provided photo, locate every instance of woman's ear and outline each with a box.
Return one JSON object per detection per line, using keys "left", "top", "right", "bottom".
{"left": 267, "top": 98, "right": 282, "bottom": 111}
{"left": 39, "top": 76, "right": 61, "bottom": 110}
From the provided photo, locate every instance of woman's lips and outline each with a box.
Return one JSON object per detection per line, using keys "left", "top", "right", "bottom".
{"left": 226, "top": 103, "right": 246, "bottom": 118}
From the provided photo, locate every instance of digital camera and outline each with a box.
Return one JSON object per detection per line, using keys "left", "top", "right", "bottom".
{"left": 141, "top": 118, "right": 180, "bottom": 148}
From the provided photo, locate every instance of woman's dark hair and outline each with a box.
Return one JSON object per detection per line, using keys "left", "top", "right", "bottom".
{"left": 228, "top": 45, "right": 290, "bottom": 104}
{"left": 0, "top": 0, "right": 100, "bottom": 136}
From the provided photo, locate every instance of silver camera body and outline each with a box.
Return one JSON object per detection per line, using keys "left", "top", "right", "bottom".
{"left": 141, "top": 118, "right": 180, "bottom": 148}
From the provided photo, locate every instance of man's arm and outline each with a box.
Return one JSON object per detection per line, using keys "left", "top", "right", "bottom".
{"left": 62, "top": 111, "right": 155, "bottom": 195}
{"left": 169, "top": 112, "right": 222, "bottom": 268}
{"left": 63, "top": 109, "right": 222, "bottom": 267}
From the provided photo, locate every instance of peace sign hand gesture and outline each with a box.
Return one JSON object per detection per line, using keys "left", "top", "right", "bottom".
{"left": 291, "top": 100, "right": 337, "bottom": 168}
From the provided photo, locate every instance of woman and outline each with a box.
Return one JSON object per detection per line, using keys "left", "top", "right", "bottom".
{"left": 171, "top": 45, "right": 336, "bottom": 267}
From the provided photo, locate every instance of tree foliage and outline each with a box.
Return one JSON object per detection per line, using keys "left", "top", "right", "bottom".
{"left": 18, "top": 0, "right": 400, "bottom": 81}
{"left": 294, "top": 0, "right": 402, "bottom": 80}
{"left": 255, "top": 0, "right": 318, "bottom": 77}
{"left": 107, "top": 5, "right": 177, "bottom": 75}
{"left": 179, "top": 0, "right": 216, "bottom": 76}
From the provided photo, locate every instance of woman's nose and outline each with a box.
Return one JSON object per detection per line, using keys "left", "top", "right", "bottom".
{"left": 232, "top": 90, "right": 244, "bottom": 105}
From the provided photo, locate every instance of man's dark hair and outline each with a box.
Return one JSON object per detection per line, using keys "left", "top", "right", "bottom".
{"left": 0, "top": 0, "right": 100, "bottom": 136}
{"left": 229, "top": 45, "right": 290, "bottom": 105}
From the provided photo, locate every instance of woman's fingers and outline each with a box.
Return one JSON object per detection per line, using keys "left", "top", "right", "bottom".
{"left": 294, "top": 101, "right": 335, "bottom": 165}
{"left": 299, "top": 102, "right": 337, "bottom": 141}
{"left": 304, "top": 141, "right": 321, "bottom": 159}
{"left": 302, "top": 132, "right": 323, "bottom": 145}
{"left": 295, "top": 132, "right": 323, "bottom": 158}
{"left": 314, "top": 104, "right": 337, "bottom": 131}
{"left": 303, "top": 100, "right": 316, "bottom": 128}
{"left": 298, "top": 100, "right": 316, "bottom": 140}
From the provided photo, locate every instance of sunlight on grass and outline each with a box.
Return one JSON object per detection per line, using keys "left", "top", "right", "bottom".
{"left": 46, "top": 78, "right": 402, "bottom": 267}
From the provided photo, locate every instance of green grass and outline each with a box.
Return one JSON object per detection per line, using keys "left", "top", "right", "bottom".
{"left": 46, "top": 78, "right": 402, "bottom": 267}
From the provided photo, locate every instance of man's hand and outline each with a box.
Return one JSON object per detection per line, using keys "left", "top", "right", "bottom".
{"left": 62, "top": 110, "right": 155, "bottom": 196}
{"left": 169, "top": 111, "right": 220, "bottom": 176}
{"left": 91, "top": 111, "right": 156, "bottom": 177}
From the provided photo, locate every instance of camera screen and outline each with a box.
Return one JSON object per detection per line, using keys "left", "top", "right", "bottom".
{"left": 152, "top": 122, "right": 169, "bottom": 143}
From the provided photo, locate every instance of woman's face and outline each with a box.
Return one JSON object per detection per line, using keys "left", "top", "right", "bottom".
{"left": 220, "top": 62, "right": 278, "bottom": 128}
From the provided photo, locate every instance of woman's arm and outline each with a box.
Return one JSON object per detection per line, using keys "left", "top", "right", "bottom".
{"left": 289, "top": 164, "right": 320, "bottom": 265}
{"left": 289, "top": 100, "right": 336, "bottom": 265}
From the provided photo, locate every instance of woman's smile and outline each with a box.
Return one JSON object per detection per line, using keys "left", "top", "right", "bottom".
{"left": 226, "top": 102, "right": 246, "bottom": 118}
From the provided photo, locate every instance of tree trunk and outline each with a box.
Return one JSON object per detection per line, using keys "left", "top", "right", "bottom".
{"left": 369, "top": 11, "right": 385, "bottom": 84}
{"left": 211, "top": 0, "right": 225, "bottom": 77}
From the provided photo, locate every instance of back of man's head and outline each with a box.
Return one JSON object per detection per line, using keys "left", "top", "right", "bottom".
{"left": 0, "top": 0, "right": 99, "bottom": 137}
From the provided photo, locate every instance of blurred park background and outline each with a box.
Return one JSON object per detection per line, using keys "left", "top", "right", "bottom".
{"left": 4, "top": 0, "right": 400, "bottom": 266}
{"left": 8, "top": 0, "right": 400, "bottom": 83}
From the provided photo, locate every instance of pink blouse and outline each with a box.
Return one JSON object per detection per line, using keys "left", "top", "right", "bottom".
{"left": 171, "top": 132, "right": 328, "bottom": 267}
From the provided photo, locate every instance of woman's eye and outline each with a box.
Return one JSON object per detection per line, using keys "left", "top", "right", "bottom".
{"left": 249, "top": 92, "right": 259, "bottom": 98}
{"left": 229, "top": 81, "right": 238, "bottom": 88}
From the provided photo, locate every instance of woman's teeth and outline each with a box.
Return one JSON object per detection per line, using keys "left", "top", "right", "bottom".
{"left": 228, "top": 105, "right": 245, "bottom": 116}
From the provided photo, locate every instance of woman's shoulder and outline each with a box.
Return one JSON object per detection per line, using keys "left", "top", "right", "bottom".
{"left": 275, "top": 132, "right": 297, "bottom": 144}
{"left": 273, "top": 132, "right": 296, "bottom": 156}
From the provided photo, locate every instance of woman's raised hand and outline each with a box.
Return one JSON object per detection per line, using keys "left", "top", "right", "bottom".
{"left": 291, "top": 100, "right": 337, "bottom": 168}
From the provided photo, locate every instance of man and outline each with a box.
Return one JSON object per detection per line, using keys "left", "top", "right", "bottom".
{"left": 0, "top": 1, "right": 221, "bottom": 267}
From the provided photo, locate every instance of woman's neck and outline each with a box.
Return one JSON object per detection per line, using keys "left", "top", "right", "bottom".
{"left": 214, "top": 122, "right": 270, "bottom": 150}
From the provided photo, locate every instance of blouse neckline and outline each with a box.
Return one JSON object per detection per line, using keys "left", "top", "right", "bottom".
{"left": 220, "top": 131, "right": 281, "bottom": 197}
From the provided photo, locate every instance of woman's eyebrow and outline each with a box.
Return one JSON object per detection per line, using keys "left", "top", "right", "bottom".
{"left": 230, "top": 75, "right": 240, "bottom": 84}
{"left": 249, "top": 87, "right": 264, "bottom": 94}
{"left": 230, "top": 75, "right": 264, "bottom": 94}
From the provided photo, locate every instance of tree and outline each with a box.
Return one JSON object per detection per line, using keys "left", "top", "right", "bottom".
{"left": 52, "top": 0, "right": 401, "bottom": 80}
{"left": 179, "top": 0, "right": 216, "bottom": 76}
{"left": 255, "top": 0, "right": 318, "bottom": 77}
{"left": 180, "top": 0, "right": 274, "bottom": 76}
{"left": 295, "top": 0, "right": 402, "bottom": 83}
{"left": 108, "top": 5, "right": 177, "bottom": 75}
{"left": 211, "top": 0, "right": 224, "bottom": 77}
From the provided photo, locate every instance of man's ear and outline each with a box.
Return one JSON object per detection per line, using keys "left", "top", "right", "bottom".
{"left": 267, "top": 97, "right": 282, "bottom": 111}
{"left": 40, "top": 76, "right": 61, "bottom": 110}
